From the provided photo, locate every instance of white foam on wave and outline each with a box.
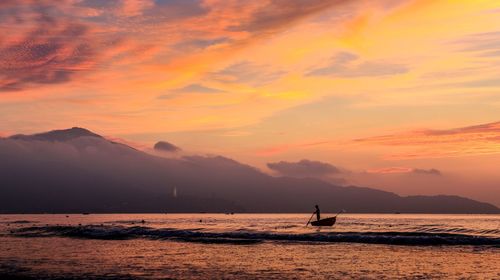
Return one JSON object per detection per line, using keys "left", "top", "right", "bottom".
{"left": 12, "top": 225, "right": 500, "bottom": 246}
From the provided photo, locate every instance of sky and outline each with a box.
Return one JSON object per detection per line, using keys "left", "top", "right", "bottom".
{"left": 1, "top": 0, "right": 500, "bottom": 205}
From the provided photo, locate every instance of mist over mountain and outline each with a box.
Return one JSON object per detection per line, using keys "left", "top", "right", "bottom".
{"left": 0, "top": 128, "right": 498, "bottom": 214}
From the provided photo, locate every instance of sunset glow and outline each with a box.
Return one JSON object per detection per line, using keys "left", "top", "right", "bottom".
{"left": 1, "top": 0, "right": 500, "bottom": 205}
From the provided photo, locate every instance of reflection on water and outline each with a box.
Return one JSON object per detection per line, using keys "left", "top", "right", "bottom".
{"left": 0, "top": 214, "right": 499, "bottom": 279}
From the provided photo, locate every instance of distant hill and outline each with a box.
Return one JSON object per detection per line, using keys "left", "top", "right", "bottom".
{"left": 0, "top": 128, "right": 498, "bottom": 214}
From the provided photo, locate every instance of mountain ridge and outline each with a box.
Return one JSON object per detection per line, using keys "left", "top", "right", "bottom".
{"left": 0, "top": 127, "right": 498, "bottom": 214}
{"left": 8, "top": 127, "right": 103, "bottom": 142}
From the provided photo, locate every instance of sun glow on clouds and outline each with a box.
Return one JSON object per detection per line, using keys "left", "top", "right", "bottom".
{"left": 1, "top": 0, "right": 500, "bottom": 185}
{"left": 354, "top": 122, "right": 500, "bottom": 160}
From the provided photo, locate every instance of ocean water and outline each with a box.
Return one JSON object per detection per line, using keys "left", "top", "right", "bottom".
{"left": 0, "top": 213, "right": 499, "bottom": 279}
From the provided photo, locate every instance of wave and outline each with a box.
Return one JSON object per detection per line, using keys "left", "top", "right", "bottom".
{"left": 12, "top": 225, "right": 500, "bottom": 246}
{"left": 2, "top": 220, "right": 36, "bottom": 224}
{"left": 409, "top": 226, "right": 500, "bottom": 236}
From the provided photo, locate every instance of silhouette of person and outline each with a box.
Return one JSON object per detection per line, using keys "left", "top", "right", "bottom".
{"left": 314, "top": 205, "right": 321, "bottom": 221}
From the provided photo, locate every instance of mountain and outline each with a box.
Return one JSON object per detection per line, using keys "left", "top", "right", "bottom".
{"left": 0, "top": 128, "right": 498, "bottom": 214}
{"left": 9, "top": 127, "right": 103, "bottom": 142}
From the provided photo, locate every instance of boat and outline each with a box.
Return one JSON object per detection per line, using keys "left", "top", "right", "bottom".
{"left": 310, "top": 217, "right": 336, "bottom": 227}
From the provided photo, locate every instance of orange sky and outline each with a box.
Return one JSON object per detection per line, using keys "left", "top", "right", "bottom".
{"left": 1, "top": 0, "right": 499, "bottom": 205}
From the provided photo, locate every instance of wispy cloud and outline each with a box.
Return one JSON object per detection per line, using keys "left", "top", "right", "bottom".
{"left": 158, "top": 83, "right": 225, "bottom": 99}
{"left": 173, "top": 84, "right": 225, "bottom": 94}
{"left": 174, "top": 37, "right": 230, "bottom": 50}
{"left": 413, "top": 168, "right": 441, "bottom": 176}
{"left": 0, "top": 1, "right": 158, "bottom": 92}
{"left": 228, "top": 0, "right": 349, "bottom": 34}
{"left": 77, "top": 0, "right": 207, "bottom": 20}
{"left": 0, "top": 4, "right": 96, "bottom": 91}
{"left": 367, "top": 167, "right": 441, "bottom": 176}
{"left": 210, "top": 61, "right": 286, "bottom": 86}
{"left": 452, "top": 31, "right": 500, "bottom": 58}
{"left": 0, "top": 0, "right": 356, "bottom": 93}
{"left": 366, "top": 167, "right": 413, "bottom": 174}
{"left": 355, "top": 121, "right": 500, "bottom": 159}
{"left": 307, "top": 51, "right": 408, "bottom": 77}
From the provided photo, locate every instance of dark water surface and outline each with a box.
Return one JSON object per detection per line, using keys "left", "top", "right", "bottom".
{"left": 1, "top": 214, "right": 499, "bottom": 279}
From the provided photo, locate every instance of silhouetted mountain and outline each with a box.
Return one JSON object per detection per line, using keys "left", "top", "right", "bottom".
{"left": 0, "top": 128, "right": 498, "bottom": 214}
{"left": 9, "top": 127, "right": 102, "bottom": 142}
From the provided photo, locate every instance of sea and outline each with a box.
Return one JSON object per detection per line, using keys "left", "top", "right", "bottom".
{"left": 0, "top": 213, "right": 499, "bottom": 279}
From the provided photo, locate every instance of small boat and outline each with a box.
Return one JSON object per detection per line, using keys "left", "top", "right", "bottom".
{"left": 310, "top": 217, "right": 336, "bottom": 227}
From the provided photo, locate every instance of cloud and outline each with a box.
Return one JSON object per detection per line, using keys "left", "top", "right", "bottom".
{"left": 354, "top": 121, "right": 500, "bottom": 159}
{"left": 412, "top": 168, "right": 442, "bottom": 176}
{"left": 452, "top": 31, "right": 500, "bottom": 57}
{"left": 210, "top": 61, "right": 285, "bottom": 86}
{"left": 154, "top": 140, "right": 181, "bottom": 152}
{"left": 0, "top": 0, "right": 209, "bottom": 92}
{"left": 78, "top": 0, "right": 207, "bottom": 20}
{"left": 120, "top": 0, "right": 155, "bottom": 17}
{"left": 267, "top": 159, "right": 340, "bottom": 178}
{"left": 0, "top": 2, "right": 128, "bottom": 92}
{"left": 355, "top": 122, "right": 500, "bottom": 144}
{"left": 175, "top": 37, "right": 230, "bottom": 50}
{"left": 145, "top": 0, "right": 208, "bottom": 20}
{"left": 78, "top": 0, "right": 122, "bottom": 10}
{"left": 366, "top": 167, "right": 413, "bottom": 174}
{"left": 0, "top": 0, "right": 363, "bottom": 92}
{"left": 460, "top": 78, "right": 500, "bottom": 88}
{"left": 366, "top": 167, "right": 442, "bottom": 176}
{"left": 157, "top": 83, "right": 225, "bottom": 99}
{"left": 173, "top": 84, "right": 225, "bottom": 94}
{"left": 0, "top": 19, "right": 93, "bottom": 90}
{"left": 307, "top": 51, "right": 408, "bottom": 77}
{"left": 228, "top": 0, "right": 348, "bottom": 34}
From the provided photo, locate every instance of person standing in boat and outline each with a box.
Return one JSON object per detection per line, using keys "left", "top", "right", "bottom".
{"left": 314, "top": 205, "right": 321, "bottom": 221}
